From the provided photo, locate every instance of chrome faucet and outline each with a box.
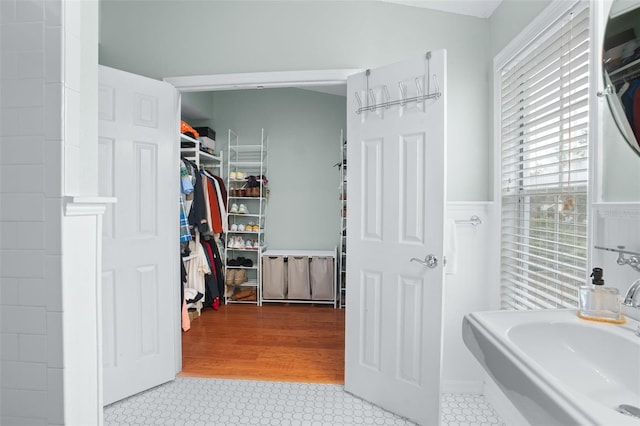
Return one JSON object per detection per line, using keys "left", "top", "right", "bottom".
{"left": 623, "top": 279, "right": 640, "bottom": 334}
{"left": 623, "top": 278, "right": 640, "bottom": 308}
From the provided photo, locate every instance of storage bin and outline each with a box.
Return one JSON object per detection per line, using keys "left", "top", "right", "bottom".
{"left": 310, "top": 256, "right": 334, "bottom": 300}
{"left": 193, "top": 126, "right": 216, "bottom": 141}
{"left": 288, "top": 256, "right": 310, "bottom": 299}
{"left": 262, "top": 256, "right": 287, "bottom": 299}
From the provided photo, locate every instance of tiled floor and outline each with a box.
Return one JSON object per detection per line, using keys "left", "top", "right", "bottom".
{"left": 104, "top": 378, "right": 505, "bottom": 426}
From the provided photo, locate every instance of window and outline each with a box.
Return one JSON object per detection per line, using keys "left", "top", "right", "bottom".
{"left": 498, "top": 2, "right": 590, "bottom": 310}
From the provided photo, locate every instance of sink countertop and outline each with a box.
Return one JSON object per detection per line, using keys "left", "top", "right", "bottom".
{"left": 463, "top": 309, "right": 640, "bottom": 426}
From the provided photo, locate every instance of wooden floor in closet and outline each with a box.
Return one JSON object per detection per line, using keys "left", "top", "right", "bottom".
{"left": 179, "top": 303, "right": 345, "bottom": 384}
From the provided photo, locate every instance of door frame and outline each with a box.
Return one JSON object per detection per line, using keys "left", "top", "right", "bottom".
{"left": 165, "top": 68, "right": 359, "bottom": 370}
{"left": 164, "top": 69, "right": 361, "bottom": 93}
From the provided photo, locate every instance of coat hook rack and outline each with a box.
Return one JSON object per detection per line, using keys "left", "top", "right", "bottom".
{"left": 383, "top": 85, "right": 391, "bottom": 108}
{"left": 368, "top": 88, "right": 377, "bottom": 106}
{"left": 415, "top": 77, "right": 423, "bottom": 98}
{"left": 356, "top": 51, "right": 442, "bottom": 114}
{"left": 399, "top": 82, "right": 407, "bottom": 105}
{"left": 355, "top": 92, "right": 362, "bottom": 110}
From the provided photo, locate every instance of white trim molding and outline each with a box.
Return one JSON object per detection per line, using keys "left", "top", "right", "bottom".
{"left": 63, "top": 196, "right": 117, "bottom": 217}
{"left": 164, "top": 69, "right": 362, "bottom": 92}
{"left": 493, "top": 0, "right": 582, "bottom": 69}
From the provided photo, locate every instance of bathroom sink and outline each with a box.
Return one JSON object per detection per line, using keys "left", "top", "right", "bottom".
{"left": 462, "top": 309, "right": 640, "bottom": 425}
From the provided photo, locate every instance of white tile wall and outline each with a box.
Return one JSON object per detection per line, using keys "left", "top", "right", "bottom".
{"left": 45, "top": 311, "right": 63, "bottom": 369}
{"left": 18, "top": 334, "right": 47, "bottom": 363}
{"left": 1, "top": 0, "right": 66, "bottom": 423}
{"left": 16, "top": 0, "right": 45, "bottom": 22}
{"left": 1, "top": 333, "right": 19, "bottom": 360}
{"left": 2, "top": 361, "right": 47, "bottom": 390}
{"left": 18, "top": 278, "right": 47, "bottom": 306}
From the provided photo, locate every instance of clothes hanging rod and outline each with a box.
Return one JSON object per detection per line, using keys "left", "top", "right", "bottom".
{"left": 455, "top": 215, "right": 482, "bottom": 226}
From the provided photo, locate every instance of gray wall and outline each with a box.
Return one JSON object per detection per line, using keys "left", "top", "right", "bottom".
{"left": 99, "top": 0, "right": 491, "bottom": 202}
{"left": 207, "top": 88, "right": 346, "bottom": 250}
{"left": 489, "top": 0, "right": 552, "bottom": 58}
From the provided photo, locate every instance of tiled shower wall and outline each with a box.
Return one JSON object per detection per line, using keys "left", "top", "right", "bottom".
{"left": 1, "top": 0, "right": 99, "bottom": 424}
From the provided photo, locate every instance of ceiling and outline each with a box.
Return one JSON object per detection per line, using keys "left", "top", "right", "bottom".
{"left": 378, "top": 0, "right": 503, "bottom": 18}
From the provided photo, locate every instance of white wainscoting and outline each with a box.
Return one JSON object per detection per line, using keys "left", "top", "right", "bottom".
{"left": 592, "top": 203, "right": 640, "bottom": 299}
{"left": 441, "top": 202, "right": 494, "bottom": 394}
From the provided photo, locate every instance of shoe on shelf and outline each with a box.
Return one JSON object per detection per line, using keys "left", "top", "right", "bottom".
{"left": 233, "top": 269, "right": 247, "bottom": 285}
{"left": 241, "top": 258, "right": 253, "bottom": 267}
{"left": 230, "top": 223, "right": 238, "bottom": 232}
{"left": 245, "top": 239, "right": 252, "bottom": 249}
{"left": 230, "top": 203, "right": 239, "bottom": 214}
{"left": 238, "top": 224, "right": 245, "bottom": 232}
{"left": 238, "top": 204, "right": 249, "bottom": 214}
{"left": 225, "top": 269, "right": 236, "bottom": 285}
{"left": 230, "top": 171, "right": 238, "bottom": 180}
{"left": 252, "top": 225, "right": 260, "bottom": 232}
{"left": 232, "top": 236, "right": 243, "bottom": 249}
{"left": 236, "top": 172, "right": 246, "bottom": 180}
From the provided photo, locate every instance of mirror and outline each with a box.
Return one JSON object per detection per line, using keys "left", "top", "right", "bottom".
{"left": 602, "top": 0, "right": 640, "bottom": 157}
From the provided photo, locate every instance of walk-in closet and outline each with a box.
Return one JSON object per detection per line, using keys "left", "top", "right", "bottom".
{"left": 178, "top": 86, "right": 348, "bottom": 382}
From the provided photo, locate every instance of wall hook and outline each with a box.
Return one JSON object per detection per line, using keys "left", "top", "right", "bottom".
{"left": 415, "top": 78, "right": 423, "bottom": 97}
{"left": 355, "top": 92, "right": 362, "bottom": 110}
{"left": 398, "top": 81, "right": 407, "bottom": 105}
{"left": 368, "top": 89, "right": 377, "bottom": 111}
{"left": 383, "top": 85, "right": 391, "bottom": 108}
{"left": 432, "top": 74, "right": 440, "bottom": 95}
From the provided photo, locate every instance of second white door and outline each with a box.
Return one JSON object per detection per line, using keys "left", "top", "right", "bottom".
{"left": 99, "top": 65, "right": 180, "bottom": 405}
{"left": 345, "top": 51, "right": 447, "bottom": 426}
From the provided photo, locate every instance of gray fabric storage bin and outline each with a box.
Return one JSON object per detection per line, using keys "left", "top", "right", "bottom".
{"left": 287, "top": 256, "right": 310, "bottom": 299}
{"left": 262, "top": 256, "right": 287, "bottom": 299}
{"left": 310, "top": 256, "right": 334, "bottom": 300}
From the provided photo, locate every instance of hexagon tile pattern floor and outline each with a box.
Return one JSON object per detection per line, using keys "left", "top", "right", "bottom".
{"left": 104, "top": 378, "right": 505, "bottom": 426}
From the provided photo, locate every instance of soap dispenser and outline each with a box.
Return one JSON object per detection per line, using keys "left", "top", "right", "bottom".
{"left": 578, "top": 267, "right": 625, "bottom": 323}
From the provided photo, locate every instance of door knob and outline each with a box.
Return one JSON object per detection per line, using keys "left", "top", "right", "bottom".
{"left": 410, "top": 254, "right": 438, "bottom": 268}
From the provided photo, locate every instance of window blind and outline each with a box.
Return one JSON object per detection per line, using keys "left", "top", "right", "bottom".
{"left": 499, "top": 3, "right": 589, "bottom": 310}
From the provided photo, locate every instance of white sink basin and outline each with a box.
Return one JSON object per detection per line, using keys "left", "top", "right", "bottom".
{"left": 463, "top": 309, "right": 640, "bottom": 425}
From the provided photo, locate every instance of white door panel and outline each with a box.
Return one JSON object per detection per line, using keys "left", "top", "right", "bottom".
{"left": 346, "top": 51, "right": 446, "bottom": 425}
{"left": 99, "top": 65, "right": 179, "bottom": 405}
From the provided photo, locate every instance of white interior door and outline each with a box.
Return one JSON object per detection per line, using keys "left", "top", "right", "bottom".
{"left": 345, "top": 51, "right": 447, "bottom": 426}
{"left": 99, "top": 65, "right": 180, "bottom": 405}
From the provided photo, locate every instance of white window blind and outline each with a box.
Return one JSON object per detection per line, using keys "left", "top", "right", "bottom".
{"left": 499, "top": 3, "right": 589, "bottom": 310}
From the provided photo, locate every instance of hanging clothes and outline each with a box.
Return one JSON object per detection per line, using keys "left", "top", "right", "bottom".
{"left": 203, "top": 170, "right": 228, "bottom": 234}
{"left": 184, "top": 240, "right": 211, "bottom": 304}
{"left": 633, "top": 82, "right": 640, "bottom": 145}
{"left": 187, "top": 167, "right": 210, "bottom": 235}
{"left": 200, "top": 238, "right": 225, "bottom": 309}
{"left": 181, "top": 258, "right": 190, "bottom": 332}
{"left": 180, "top": 160, "right": 194, "bottom": 195}
{"left": 179, "top": 195, "right": 192, "bottom": 243}
{"left": 180, "top": 155, "right": 227, "bottom": 313}
{"left": 621, "top": 78, "right": 640, "bottom": 135}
